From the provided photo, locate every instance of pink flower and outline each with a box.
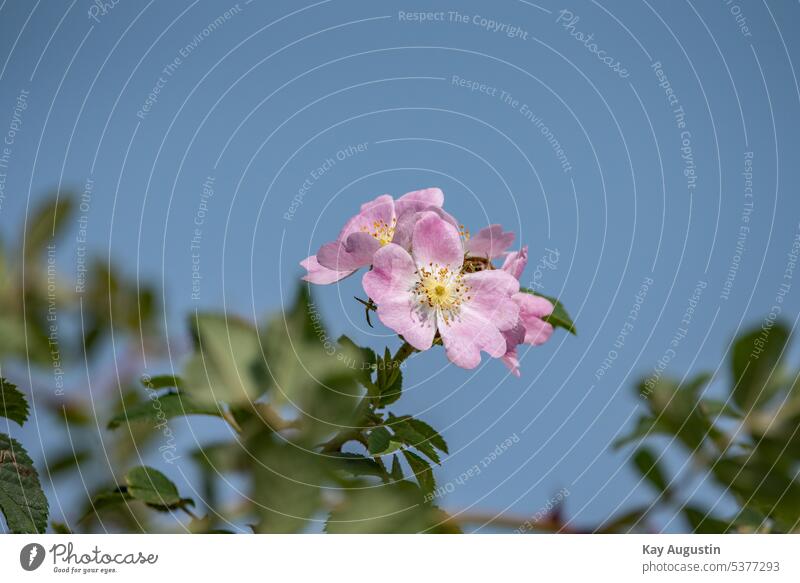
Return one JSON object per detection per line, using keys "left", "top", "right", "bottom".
{"left": 465, "top": 224, "right": 515, "bottom": 260}
{"left": 363, "top": 212, "right": 520, "bottom": 369}
{"left": 498, "top": 246, "right": 555, "bottom": 376}
{"left": 301, "top": 188, "right": 444, "bottom": 284}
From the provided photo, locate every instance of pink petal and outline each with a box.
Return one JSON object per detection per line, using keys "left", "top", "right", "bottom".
{"left": 411, "top": 212, "right": 465, "bottom": 269}
{"left": 466, "top": 225, "right": 515, "bottom": 259}
{"left": 363, "top": 244, "right": 435, "bottom": 351}
{"left": 425, "top": 206, "right": 460, "bottom": 228}
{"left": 514, "top": 293, "right": 555, "bottom": 345}
{"left": 359, "top": 193, "right": 394, "bottom": 213}
{"left": 501, "top": 246, "right": 528, "bottom": 280}
{"left": 395, "top": 187, "right": 444, "bottom": 215}
{"left": 300, "top": 255, "right": 354, "bottom": 284}
{"left": 391, "top": 211, "right": 419, "bottom": 250}
{"left": 317, "top": 232, "right": 381, "bottom": 271}
{"left": 500, "top": 323, "right": 525, "bottom": 376}
{"left": 463, "top": 270, "right": 520, "bottom": 332}
{"left": 361, "top": 194, "right": 394, "bottom": 212}
{"left": 340, "top": 194, "right": 396, "bottom": 240}
{"left": 362, "top": 243, "right": 417, "bottom": 302}
{"left": 375, "top": 296, "right": 436, "bottom": 351}
{"left": 501, "top": 345, "right": 522, "bottom": 377}
{"left": 438, "top": 305, "right": 507, "bottom": 369}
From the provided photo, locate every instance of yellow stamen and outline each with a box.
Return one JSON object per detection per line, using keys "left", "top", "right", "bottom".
{"left": 360, "top": 217, "right": 397, "bottom": 246}
{"left": 412, "top": 263, "right": 470, "bottom": 325}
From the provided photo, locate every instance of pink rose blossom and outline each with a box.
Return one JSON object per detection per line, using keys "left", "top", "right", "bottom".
{"left": 363, "top": 212, "right": 520, "bottom": 369}
{"left": 301, "top": 188, "right": 444, "bottom": 284}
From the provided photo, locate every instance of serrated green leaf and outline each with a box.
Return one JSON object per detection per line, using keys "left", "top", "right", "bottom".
{"left": 0, "top": 433, "right": 49, "bottom": 533}
{"left": 327, "top": 452, "right": 384, "bottom": 477}
{"left": 405, "top": 418, "right": 448, "bottom": 454}
{"left": 520, "top": 288, "right": 576, "bottom": 335}
{"left": 107, "top": 391, "right": 223, "bottom": 429}
{"left": 402, "top": 450, "right": 435, "bottom": 497}
{"left": 390, "top": 455, "right": 404, "bottom": 481}
{"left": 389, "top": 416, "right": 441, "bottom": 464}
{"left": 372, "top": 348, "right": 404, "bottom": 407}
{"left": 124, "top": 466, "right": 181, "bottom": 508}
{"left": 0, "top": 377, "right": 28, "bottom": 426}
{"left": 367, "top": 426, "right": 391, "bottom": 455}
{"left": 378, "top": 366, "right": 403, "bottom": 407}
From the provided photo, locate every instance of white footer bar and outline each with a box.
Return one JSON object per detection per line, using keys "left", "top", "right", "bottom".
{"left": 1, "top": 534, "right": 798, "bottom": 582}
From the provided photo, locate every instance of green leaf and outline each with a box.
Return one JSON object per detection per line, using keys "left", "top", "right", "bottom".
{"left": 337, "top": 335, "right": 376, "bottom": 387}
{"left": 141, "top": 375, "right": 184, "bottom": 390}
{"left": 46, "top": 449, "right": 90, "bottom": 477}
{"left": 640, "top": 375, "right": 720, "bottom": 452}
{"left": 367, "top": 426, "right": 392, "bottom": 455}
{"left": 699, "top": 398, "right": 743, "bottom": 420}
{"left": 683, "top": 505, "right": 730, "bottom": 534}
{"left": 402, "top": 450, "right": 435, "bottom": 497}
{"left": 404, "top": 418, "right": 448, "bottom": 454}
{"left": 712, "top": 457, "right": 800, "bottom": 527}
{"left": 596, "top": 507, "right": 650, "bottom": 533}
{"left": 325, "top": 481, "right": 439, "bottom": 533}
{"left": 81, "top": 489, "right": 133, "bottom": 522}
{"left": 632, "top": 447, "right": 669, "bottom": 494}
{"left": 24, "top": 195, "right": 74, "bottom": 257}
{"left": 613, "top": 416, "right": 664, "bottom": 449}
{"left": 261, "top": 288, "right": 363, "bottom": 438}
{"left": 731, "top": 322, "right": 789, "bottom": 411}
{"left": 50, "top": 521, "right": 73, "bottom": 534}
{"left": 107, "top": 391, "right": 223, "bottom": 429}
{"left": 124, "top": 466, "right": 181, "bottom": 508}
{"left": 520, "top": 288, "right": 576, "bottom": 335}
{"left": 251, "top": 438, "right": 325, "bottom": 533}
{"left": 327, "top": 453, "right": 384, "bottom": 478}
{"left": 183, "top": 313, "right": 265, "bottom": 406}
{"left": 375, "top": 350, "right": 403, "bottom": 407}
{"left": 389, "top": 415, "right": 442, "bottom": 464}
{"left": 390, "top": 455, "right": 404, "bottom": 481}
{"left": 0, "top": 377, "right": 28, "bottom": 426}
{"left": 0, "top": 433, "right": 49, "bottom": 533}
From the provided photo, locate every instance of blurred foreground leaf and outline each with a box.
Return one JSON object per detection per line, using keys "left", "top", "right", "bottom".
{"left": 0, "top": 433, "right": 49, "bottom": 533}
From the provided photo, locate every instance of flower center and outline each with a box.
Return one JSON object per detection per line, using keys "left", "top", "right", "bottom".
{"left": 413, "top": 263, "right": 471, "bottom": 325}
{"left": 361, "top": 218, "right": 397, "bottom": 246}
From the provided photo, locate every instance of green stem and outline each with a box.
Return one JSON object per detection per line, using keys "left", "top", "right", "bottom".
{"left": 393, "top": 341, "right": 417, "bottom": 365}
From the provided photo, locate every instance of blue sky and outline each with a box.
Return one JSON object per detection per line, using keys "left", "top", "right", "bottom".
{"left": 1, "top": 0, "right": 799, "bottom": 532}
